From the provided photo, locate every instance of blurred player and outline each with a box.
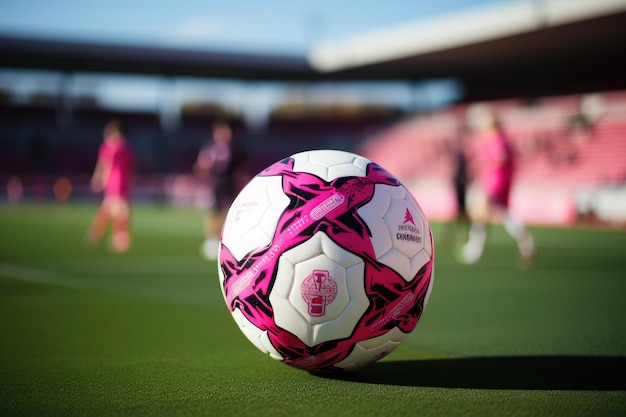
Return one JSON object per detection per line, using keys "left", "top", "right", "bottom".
{"left": 442, "top": 124, "right": 470, "bottom": 246}
{"left": 195, "top": 120, "right": 241, "bottom": 260}
{"left": 86, "top": 119, "right": 134, "bottom": 253}
{"left": 460, "top": 106, "right": 535, "bottom": 267}
{"left": 451, "top": 126, "right": 469, "bottom": 223}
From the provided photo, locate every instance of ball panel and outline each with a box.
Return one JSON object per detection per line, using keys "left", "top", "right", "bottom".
{"left": 411, "top": 250, "right": 432, "bottom": 283}
{"left": 232, "top": 308, "right": 283, "bottom": 360}
{"left": 271, "top": 232, "right": 369, "bottom": 347}
{"left": 385, "top": 197, "right": 423, "bottom": 258}
{"left": 334, "top": 327, "right": 408, "bottom": 371}
{"left": 356, "top": 202, "right": 393, "bottom": 256}
{"left": 421, "top": 216, "right": 434, "bottom": 258}
{"left": 358, "top": 183, "right": 431, "bottom": 282}
{"left": 378, "top": 249, "right": 411, "bottom": 281}
{"left": 292, "top": 149, "right": 368, "bottom": 181}
{"left": 423, "top": 259, "right": 435, "bottom": 309}
{"left": 221, "top": 175, "right": 290, "bottom": 261}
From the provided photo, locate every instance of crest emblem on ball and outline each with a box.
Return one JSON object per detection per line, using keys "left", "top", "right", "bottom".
{"left": 300, "top": 270, "right": 338, "bottom": 317}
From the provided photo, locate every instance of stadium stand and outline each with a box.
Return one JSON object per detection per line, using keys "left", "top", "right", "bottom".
{"left": 359, "top": 90, "right": 626, "bottom": 226}
{"left": 2, "top": 89, "right": 625, "bottom": 225}
{"left": 0, "top": 97, "right": 401, "bottom": 202}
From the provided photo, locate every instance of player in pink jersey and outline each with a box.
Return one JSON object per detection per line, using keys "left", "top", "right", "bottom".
{"left": 86, "top": 119, "right": 134, "bottom": 253}
{"left": 460, "top": 106, "right": 535, "bottom": 267}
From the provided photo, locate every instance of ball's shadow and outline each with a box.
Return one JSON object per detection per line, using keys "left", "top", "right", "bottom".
{"left": 319, "top": 356, "right": 626, "bottom": 390}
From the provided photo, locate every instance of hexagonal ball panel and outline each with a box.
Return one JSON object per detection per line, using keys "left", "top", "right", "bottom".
{"left": 292, "top": 149, "right": 370, "bottom": 182}
{"left": 231, "top": 308, "right": 283, "bottom": 361}
{"left": 334, "top": 326, "right": 408, "bottom": 371}
{"left": 270, "top": 232, "right": 368, "bottom": 347}
{"left": 357, "top": 183, "right": 432, "bottom": 282}
{"left": 222, "top": 175, "right": 290, "bottom": 262}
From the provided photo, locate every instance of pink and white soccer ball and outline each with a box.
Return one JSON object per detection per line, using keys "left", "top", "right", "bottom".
{"left": 218, "top": 149, "right": 434, "bottom": 372}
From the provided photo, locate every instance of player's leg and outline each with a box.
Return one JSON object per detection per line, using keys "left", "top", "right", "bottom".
{"left": 443, "top": 182, "right": 469, "bottom": 245}
{"left": 86, "top": 200, "right": 112, "bottom": 246}
{"left": 109, "top": 197, "right": 131, "bottom": 253}
{"left": 201, "top": 181, "right": 233, "bottom": 260}
{"left": 460, "top": 191, "right": 489, "bottom": 264}
{"left": 201, "top": 209, "right": 224, "bottom": 260}
{"left": 461, "top": 220, "right": 487, "bottom": 264}
{"left": 502, "top": 210, "right": 535, "bottom": 267}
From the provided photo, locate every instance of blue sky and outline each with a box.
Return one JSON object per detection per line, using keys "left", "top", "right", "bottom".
{"left": 0, "top": 0, "right": 505, "bottom": 54}
{"left": 0, "top": 0, "right": 511, "bottom": 117}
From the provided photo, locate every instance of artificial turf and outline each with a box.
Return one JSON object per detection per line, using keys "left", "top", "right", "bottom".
{"left": 1, "top": 203, "right": 625, "bottom": 416}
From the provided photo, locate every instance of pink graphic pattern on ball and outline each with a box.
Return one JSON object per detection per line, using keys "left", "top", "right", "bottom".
{"left": 219, "top": 157, "right": 434, "bottom": 372}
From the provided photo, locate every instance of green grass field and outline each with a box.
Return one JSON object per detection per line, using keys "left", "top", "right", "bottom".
{"left": 1, "top": 203, "right": 625, "bottom": 417}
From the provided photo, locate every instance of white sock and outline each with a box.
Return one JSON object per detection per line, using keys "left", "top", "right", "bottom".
{"left": 202, "top": 238, "right": 220, "bottom": 260}
{"left": 462, "top": 222, "right": 486, "bottom": 263}
{"left": 503, "top": 212, "right": 535, "bottom": 257}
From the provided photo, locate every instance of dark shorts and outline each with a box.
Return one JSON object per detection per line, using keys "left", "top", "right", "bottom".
{"left": 212, "top": 178, "right": 235, "bottom": 211}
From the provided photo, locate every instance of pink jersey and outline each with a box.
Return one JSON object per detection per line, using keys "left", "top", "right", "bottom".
{"left": 98, "top": 137, "right": 133, "bottom": 198}
{"left": 477, "top": 130, "right": 514, "bottom": 206}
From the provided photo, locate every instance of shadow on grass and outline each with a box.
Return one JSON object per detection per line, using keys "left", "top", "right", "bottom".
{"left": 321, "top": 356, "right": 626, "bottom": 390}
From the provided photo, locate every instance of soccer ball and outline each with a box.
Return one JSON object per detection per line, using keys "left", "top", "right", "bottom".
{"left": 218, "top": 149, "right": 434, "bottom": 372}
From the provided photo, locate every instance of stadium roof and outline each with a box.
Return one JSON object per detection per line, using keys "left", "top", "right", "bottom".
{"left": 310, "top": 0, "right": 626, "bottom": 100}
{"left": 0, "top": 36, "right": 316, "bottom": 81}
{"left": 2, "top": 0, "right": 626, "bottom": 101}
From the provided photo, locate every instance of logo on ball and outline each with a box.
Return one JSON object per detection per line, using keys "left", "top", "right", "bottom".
{"left": 403, "top": 207, "right": 416, "bottom": 225}
{"left": 301, "top": 270, "right": 337, "bottom": 317}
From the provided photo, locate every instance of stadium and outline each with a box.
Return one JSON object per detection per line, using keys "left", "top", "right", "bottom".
{"left": 1, "top": 1, "right": 626, "bottom": 416}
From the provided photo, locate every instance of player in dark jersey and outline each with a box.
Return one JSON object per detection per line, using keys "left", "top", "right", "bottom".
{"left": 195, "top": 121, "right": 241, "bottom": 260}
